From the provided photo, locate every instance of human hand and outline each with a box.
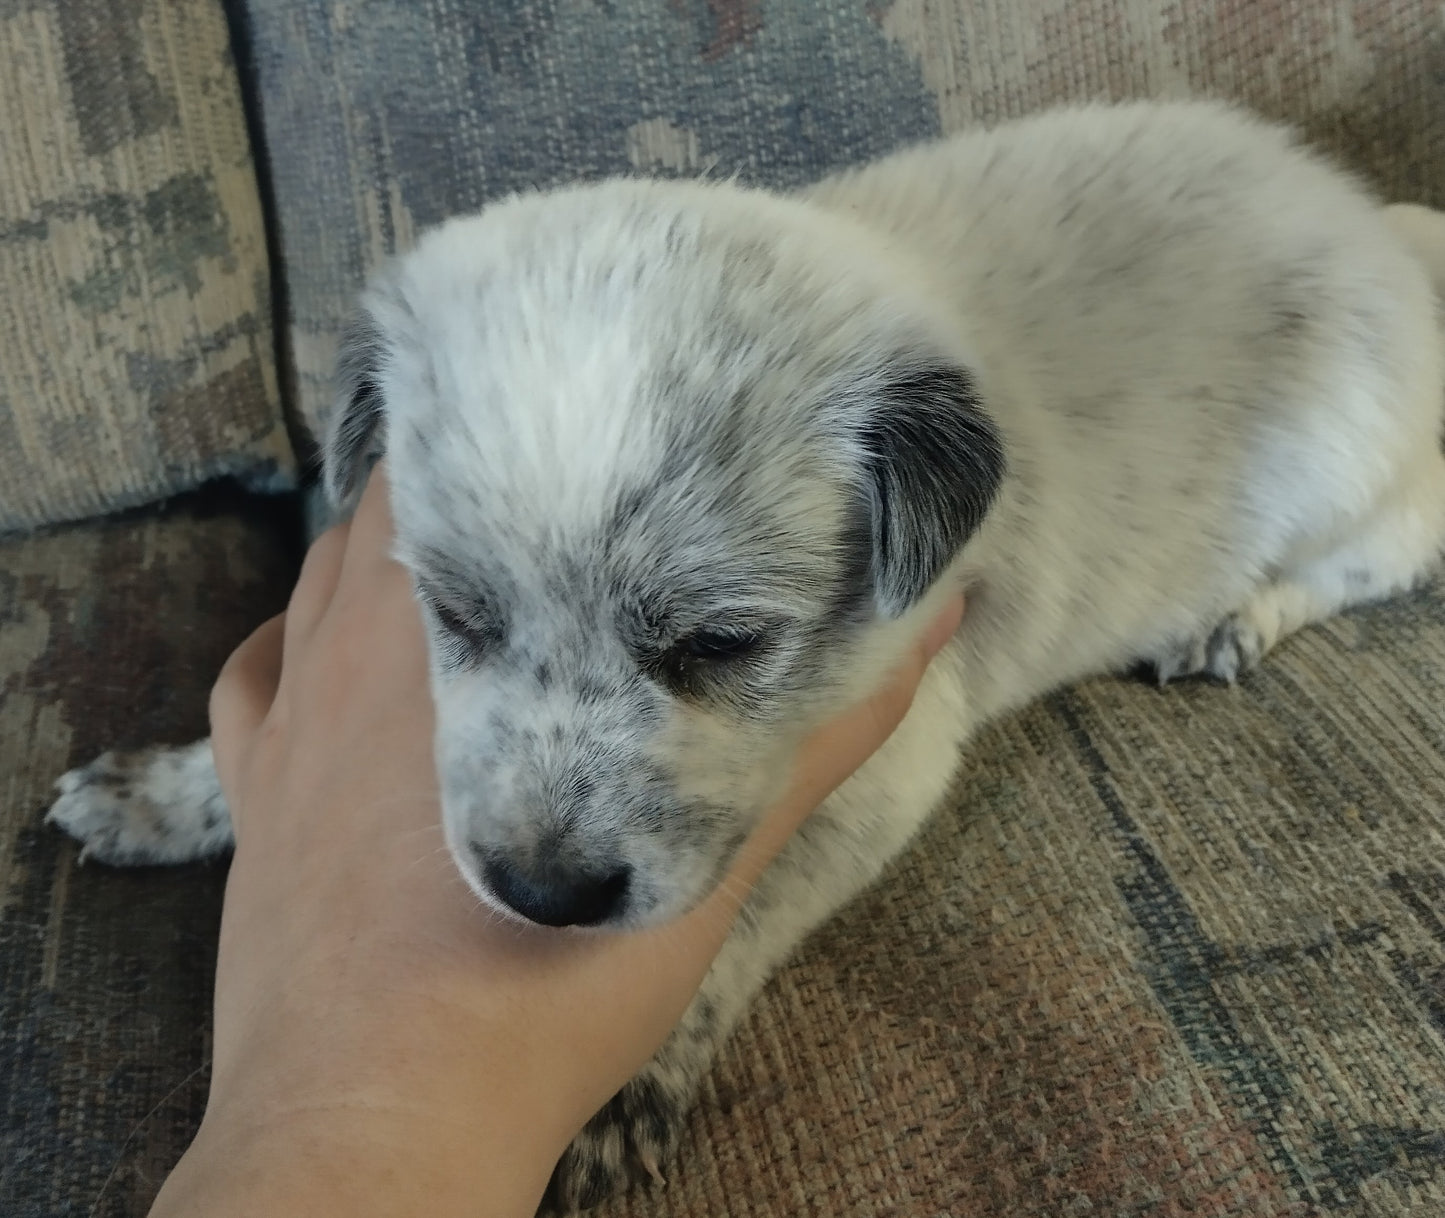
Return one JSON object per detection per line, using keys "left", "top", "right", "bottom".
{"left": 151, "top": 467, "right": 963, "bottom": 1218}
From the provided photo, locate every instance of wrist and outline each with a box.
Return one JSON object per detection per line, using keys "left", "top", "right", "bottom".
{"left": 153, "top": 1085, "right": 560, "bottom": 1218}
{"left": 160, "top": 978, "right": 588, "bottom": 1218}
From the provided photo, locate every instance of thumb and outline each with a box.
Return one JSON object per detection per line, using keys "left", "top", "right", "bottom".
{"left": 209, "top": 613, "right": 287, "bottom": 805}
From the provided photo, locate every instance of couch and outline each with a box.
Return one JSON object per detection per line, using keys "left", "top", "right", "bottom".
{"left": 3, "top": 2, "right": 1444, "bottom": 1215}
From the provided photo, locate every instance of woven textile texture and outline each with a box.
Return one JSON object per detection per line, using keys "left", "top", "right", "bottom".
{"left": 0, "top": 0, "right": 294, "bottom": 534}
{"left": 0, "top": 493, "right": 299, "bottom": 1217}
{"left": 239, "top": 0, "right": 1445, "bottom": 442}
{"left": 591, "top": 580, "right": 1445, "bottom": 1216}
{"left": 241, "top": 0, "right": 944, "bottom": 439}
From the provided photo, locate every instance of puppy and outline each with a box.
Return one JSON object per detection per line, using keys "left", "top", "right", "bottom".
{"left": 49, "top": 101, "right": 1445, "bottom": 1209}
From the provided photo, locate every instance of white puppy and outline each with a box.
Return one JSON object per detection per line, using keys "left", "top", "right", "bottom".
{"left": 50, "top": 101, "right": 1445, "bottom": 1209}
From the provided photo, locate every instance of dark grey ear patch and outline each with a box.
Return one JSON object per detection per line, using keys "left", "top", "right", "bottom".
{"left": 861, "top": 364, "right": 1005, "bottom": 615}
{"left": 324, "top": 310, "right": 389, "bottom": 510}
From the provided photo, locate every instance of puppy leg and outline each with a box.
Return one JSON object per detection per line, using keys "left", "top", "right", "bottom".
{"left": 542, "top": 820, "right": 863, "bottom": 1210}
{"left": 1153, "top": 458, "right": 1445, "bottom": 684}
{"left": 542, "top": 713, "right": 963, "bottom": 1214}
{"left": 47, "top": 739, "right": 233, "bottom": 864}
{"left": 543, "top": 656, "right": 969, "bottom": 1211}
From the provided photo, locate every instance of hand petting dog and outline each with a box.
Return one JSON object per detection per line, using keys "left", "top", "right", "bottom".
{"left": 148, "top": 465, "right": 962, "bottom": 1218}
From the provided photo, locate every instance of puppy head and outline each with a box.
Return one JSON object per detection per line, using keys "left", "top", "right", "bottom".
{"left": 324, "top": 180, "right": 1003, "bottom": 929}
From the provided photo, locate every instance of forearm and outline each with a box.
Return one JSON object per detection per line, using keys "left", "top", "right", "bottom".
{"left": 151, "top": 1066, "right": 566, "bottom": 1218}
{"left": 153, "top": 1110, "right": 548, "bottom": 1218}
{"left": 149, "top": 985, "right": 579, "bottom": 1218}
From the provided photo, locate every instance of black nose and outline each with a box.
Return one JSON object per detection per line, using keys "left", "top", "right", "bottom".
{"left": 480, "top": 854, "right": 631, "bottom": 927}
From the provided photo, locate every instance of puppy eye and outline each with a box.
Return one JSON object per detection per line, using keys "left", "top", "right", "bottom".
{"left": 642, "top": 618, "right": 780, "bottom": 699}
{"left": 656, "top": 625, "right": 768, "bottom": 695}
{"left": 424, "top": 594, "right": 503, "bottom": 664}
{"left": 677, "top": 627, "right": 764, "bottom": 663}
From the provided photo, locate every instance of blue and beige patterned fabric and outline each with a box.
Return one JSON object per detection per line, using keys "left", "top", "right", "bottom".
{"left": 0, "top": 491, "right": 299, "bottom": 1218}
{"left": 243, "top": 0, "right": 943, "bottom": 437}
{"left": 241, "top": 0, "right": 1445, "bottom": 442}
{"left": 0, "top": 0, "right": 293, "bottom": 532}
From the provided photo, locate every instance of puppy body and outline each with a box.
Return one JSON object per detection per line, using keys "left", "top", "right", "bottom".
{"left": 818, "top": 104, "right": 1442, "bottom": 703}
{"left": 50, "top": 102, "right": 1445, "bottom": 1208}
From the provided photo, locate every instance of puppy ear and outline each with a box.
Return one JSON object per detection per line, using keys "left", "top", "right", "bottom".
{"left": 323, "top": 310, "right": 389, "bottom": 511}
{"left": 860, "top": 363, "right": 1005, "bottom": 616}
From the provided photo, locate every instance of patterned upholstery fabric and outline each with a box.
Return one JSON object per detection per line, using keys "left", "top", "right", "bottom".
{"left": 0, "top": 494, "right": 299, "bottom": 1218}
{"left": 244, "top": 0, "right": 943, "bottom": 439}
{"left": 657, "top": 595, "right": 1445, "bottom": 1215}
{"left": 0, "top": 0, "right": 294, "bottom": 533}
{"left": 243, "top": 0, "right": 1445, "bottom": 442}
{"left": 4, "top": 1, "right": 1445, "bottom": 1215}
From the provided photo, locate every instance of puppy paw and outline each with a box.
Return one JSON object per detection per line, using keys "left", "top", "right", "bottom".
{"left": 1148, "top": 613, "right": 1265, "bottom": 686}
{"left": 541, "top": 1071, "right": 686, "bottom": 1213}
{"left": 47, "top": 741, "right": 232, "bottom": 866}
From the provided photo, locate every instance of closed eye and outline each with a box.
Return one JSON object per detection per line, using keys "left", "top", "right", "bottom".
{"left": 422, "top": 591, "right": 504, "bottom": 665}
{"left": 652, "top": 623, "right": 774, "bottom": 697}
{"left": 676, "top": 626, "right": 765, "bottom": 663}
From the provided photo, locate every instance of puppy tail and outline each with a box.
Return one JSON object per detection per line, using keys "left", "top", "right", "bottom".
{"left": 1386, "top": 203, "right": 1445, "bottom": 301}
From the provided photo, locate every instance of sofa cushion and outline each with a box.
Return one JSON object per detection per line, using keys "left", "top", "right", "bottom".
{"left": 662, "top": 597, "right": 1445, "bottom": 1216}
{"left": 0, "top": 493, "right": 298, "bottom": 1216}
{"left": 11, "top": 526, "right": 1443, "bottom": 1218}
{"left": 239, "top": 0, "right": 1444, "bottom": 442}
{"left": 0, "top": 0, "right": 295, "bottom": 534}
{"left": 240, "top": 0, "right": 946, "bottom": 439}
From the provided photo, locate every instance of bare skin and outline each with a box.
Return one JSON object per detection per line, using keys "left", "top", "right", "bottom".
{"left": 148, "top": 468, "right": 963, "bottom": 1218}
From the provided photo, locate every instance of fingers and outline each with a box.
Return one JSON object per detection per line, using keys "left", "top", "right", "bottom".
{"left": 210, "top": 613, "right": 287, "bottom": 798}
{"left": 346, "top": 462, "right": 393, "bottom": 550}
{"left": 283, "top": 522, "right": 351, "bottom": 652}
{"left": 918, "top": 593, "right": 966, "bottom": 663}
{"left": 334, "top": 465, "right": 410, "bottom": 599}
{"left": 816, "top": 592, "right": 965, "bottom": 765}
{"left": 276, "top": 465, "right": 404, "bottom": 683}
{"left": 209, "top": 504, "right": 364, "bottom": 795}
{"left": 710, "top": 592, "right": 966, "bottom": 901}
{"left": 863, "top": 593, "right": 966, "bottom": 733}
{"left": 208, "top": 519, "right": 358, "bottom": 812}
{"left": 325, "top": 465, "right": 433, "bottom": 677}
